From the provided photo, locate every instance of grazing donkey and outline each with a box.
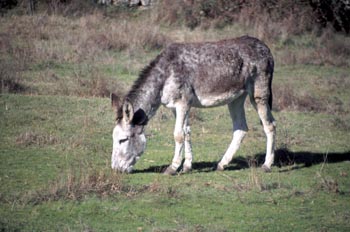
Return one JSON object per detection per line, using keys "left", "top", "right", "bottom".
{"left": 111, "top": 36, "right": 276, "bottom": 174}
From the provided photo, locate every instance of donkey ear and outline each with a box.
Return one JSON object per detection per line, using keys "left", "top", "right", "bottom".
{"left": 122, "top": 99, "right": 134, "bottom": 124}
{"left": 132, "top": 109, "right": 148, "bottom": 126}
{"left": 111, "top": 93, "right": 121, "bottom": 119}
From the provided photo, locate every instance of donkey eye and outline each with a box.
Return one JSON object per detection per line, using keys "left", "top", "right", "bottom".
{"left": 119, "top": 138, "right": 129, "bottom": 144}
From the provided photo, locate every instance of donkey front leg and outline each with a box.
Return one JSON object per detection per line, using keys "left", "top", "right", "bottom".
{"left": 164, "top": 104, "right": 189, "bottom": 175}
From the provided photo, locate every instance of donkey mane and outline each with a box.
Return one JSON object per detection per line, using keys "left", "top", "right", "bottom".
{"left": 126, "top": 54, "right": 163, "bottom": 102}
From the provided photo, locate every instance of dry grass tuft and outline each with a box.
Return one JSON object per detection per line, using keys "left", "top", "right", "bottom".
{"left": 247, "top": 159, "right": 264, "bottom": 191}
{"left": 273, "top": 85, "right": 324, "bottom": 113}
{"left": 273, "top": 83, "right": 348, "bottom": 115}
{"left": 72, "top": 67, "right": 126, "bottom": 98}
{"left": 141, "top": 178, "right": 182, "bottom": 199}
{"left": 25, "top": 170, "right": 126, "bottom": 204}
{"left": 22, "top": 169, "right": 179, "bottom": 205}
{"left": 316, "top": 172, "right": 340, "bottom": 194}
{"left": 222, "top": 161, "right": 287, "bottom": 193}
{"left": 16, "top": 131, "right": 58, "bottom": 147}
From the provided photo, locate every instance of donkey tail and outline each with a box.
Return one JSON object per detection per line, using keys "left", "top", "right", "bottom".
{"left": 267, "top": 58, "right": 274, "bottom": 111}
{"left": 268, "top": 75, "right": 273, "bottom": 111}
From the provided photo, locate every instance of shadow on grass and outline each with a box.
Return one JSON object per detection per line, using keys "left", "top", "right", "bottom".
{"left": 134, "top": 149, "right": 350, "bottom": 173}
{"left": 272, "top": 149, "right": 350, "bottom": 172}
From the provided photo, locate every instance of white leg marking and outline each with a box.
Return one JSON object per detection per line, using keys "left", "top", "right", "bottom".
{"left": 264, "top": 129, "right": 275, "bottom": 168}
{"left": 218, "top": 130, "right": 247, "bottom": 169}
{"left": 183, "top": 117, "right": 193, "bottom": 172}
{"left": 218, "top": 95, "right": 248, "bottom": 170}
{"left": 256, "top": 102, "right": 276, "bottom": 171}
{"left": 170, "top": 104, "right": 189, "bottom": 171}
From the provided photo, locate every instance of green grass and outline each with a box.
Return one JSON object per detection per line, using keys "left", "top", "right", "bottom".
{"left": 1, "top": 90, "right": 349, "bottom": 231}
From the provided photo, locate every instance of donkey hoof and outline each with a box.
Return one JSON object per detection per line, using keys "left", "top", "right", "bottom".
{"left": 181, "top": 166, "right": 192, "bottom": 174}
{"left": 261, "top": 164, "right": 271, "bottom": 173}
{"left": 163, "top": 166, "right": 177, "bottom": 175}
{"left": 216, "top": 164, "right": 224, "bottom": 171}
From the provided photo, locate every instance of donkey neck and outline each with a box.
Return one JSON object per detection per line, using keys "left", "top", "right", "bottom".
{"left": 126, "top": 58, "right": 165, "bottom": 120}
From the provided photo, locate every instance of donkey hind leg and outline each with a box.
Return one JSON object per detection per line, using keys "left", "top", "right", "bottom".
{"left": 255, "top": 98, "right": 276, "bottom": 172}
{"left": 164, "top": 104, "right": 190, "bottom": 175}
{"left": 217, "top": 94, "right": 248, "bottom": 171}
{"left": 182, "top": 115, "right": 193, "bottom": 173}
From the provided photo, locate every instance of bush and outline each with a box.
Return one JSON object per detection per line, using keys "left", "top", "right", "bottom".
{"left": 156, "top": 0, "right": 349, "bottom": 39}
{"left": 157, "top": 0, "right": 314, "bottom": 32}
{"left": 310, "top": 0, "right": 350, "bottom": 34}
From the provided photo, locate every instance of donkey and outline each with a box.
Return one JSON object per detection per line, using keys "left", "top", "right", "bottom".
{"left": 111, "top": 35, "right": 276, "bottom": 174}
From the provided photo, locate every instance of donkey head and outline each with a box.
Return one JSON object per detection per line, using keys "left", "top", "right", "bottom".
{"left": 111, "top": 93, "right": 148, "bottom": 173}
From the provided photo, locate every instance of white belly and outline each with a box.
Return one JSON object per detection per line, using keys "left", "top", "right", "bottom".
{"left": 193, "top": 90, "right": 246, "bottom": 108}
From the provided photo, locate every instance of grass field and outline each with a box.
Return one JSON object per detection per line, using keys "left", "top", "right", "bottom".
{"left": 1, "top": 3, "right": 350, "bottom": 231}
